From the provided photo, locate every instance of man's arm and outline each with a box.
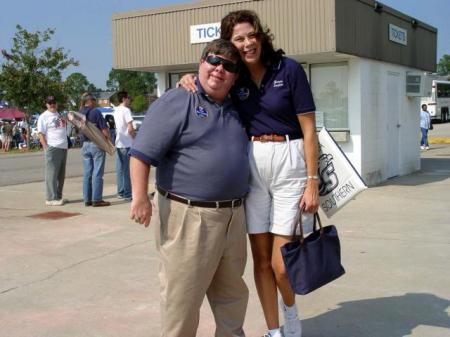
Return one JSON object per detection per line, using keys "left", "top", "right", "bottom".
{"left": 127, "top": 121, "right": 136, "bottom": 139}
{"left": 38, "top": 133, "right": 48, "bottom": 150}
{"left": 101, "top": 128, "right": 111, "bottom": 142}
{"left": 130, "top": 157, "right": 152, "bottom": 227}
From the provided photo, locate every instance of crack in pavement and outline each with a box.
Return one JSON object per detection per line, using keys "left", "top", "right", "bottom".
{"left": 0, "top": 239, "right": 152, "bottom": 295}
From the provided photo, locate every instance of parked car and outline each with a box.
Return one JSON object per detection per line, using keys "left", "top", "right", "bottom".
{"left": 132, "top": 115, "right": 145, "bottom": 131}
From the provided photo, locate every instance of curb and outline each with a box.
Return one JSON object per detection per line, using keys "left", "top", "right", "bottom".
{"left": 429, "top": 137, "right": 450, "bottom": 144}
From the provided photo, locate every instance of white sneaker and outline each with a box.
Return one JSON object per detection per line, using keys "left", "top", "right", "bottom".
{"left": 262, "top": 330, "right": 283, "bottom": 337}
{"left": 282, "top": 318, "right": 302, "bottom": 337}
{"left": 425, "top": 146, "right": 430, "bottom": 150}
{"left": 281, "top": 301, "right": 302, "bottom": 337}
{"left": 420, "top": 146, "right": 425, "bottom": 150}
{"left": 45, "top": 199, "right": 64, "bottom": 206}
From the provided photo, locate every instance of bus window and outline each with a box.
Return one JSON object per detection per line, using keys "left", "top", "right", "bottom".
{"left": 437, "top": 83, "right": 450, "bottom": 98}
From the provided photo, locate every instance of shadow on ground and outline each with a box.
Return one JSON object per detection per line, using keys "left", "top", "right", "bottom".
{"left": 382, "top": 157, "right": 450, "bottom": 186}
{"left": 303, "top": 293, "right": 450, "bottom": 337}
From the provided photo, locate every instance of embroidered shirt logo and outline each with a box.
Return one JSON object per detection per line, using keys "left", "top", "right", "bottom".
{"left": 195, "top": 106, "right": 208, "bottom": 118}
{"left": 236, "top": 87, "right": 250, "bottom": 101}
{"left": 273, "top": 80, "right": 284, "bottom": 88}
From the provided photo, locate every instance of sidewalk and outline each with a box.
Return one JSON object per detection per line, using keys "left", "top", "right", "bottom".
{"left": 1, "top": 147, "right": 450, "bottom": 337}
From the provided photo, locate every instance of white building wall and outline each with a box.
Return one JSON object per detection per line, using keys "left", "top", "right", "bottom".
{"left": 357, "top": 58, "right": 421, "bottom": 186}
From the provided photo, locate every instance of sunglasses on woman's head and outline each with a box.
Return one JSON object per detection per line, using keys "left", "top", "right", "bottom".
{"left": 205, "top": 55, "right": 239, "bottom": 73}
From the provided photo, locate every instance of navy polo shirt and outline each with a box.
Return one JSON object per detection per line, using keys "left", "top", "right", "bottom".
{"left": 79, "top": 107, "right": 108, "bottom": 142}
{"left": 231, "top": 57, "right": 316, "bottom": 138}
{"left": 130, "top": 82, "right": 249, "bottom": 201}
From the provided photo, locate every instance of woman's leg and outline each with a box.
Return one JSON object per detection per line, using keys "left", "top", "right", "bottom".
{"left": 249, "top": 233, "right": 280, "bottom": 330}
{"left": 271, "top": 234, "right": 295, "bottom": 306}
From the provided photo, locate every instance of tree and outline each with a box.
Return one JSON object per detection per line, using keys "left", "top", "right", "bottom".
{"left": 0, "top": 25, "right": 78, "bottom": 115}
{"left": 106, "top": 69, "right": 156, "bottom": 112}
{"left": 437, "top": 54, "right": 450, "bottom": 76}
{"left": 64, "top": 72, "right": 89, "bottom": 109}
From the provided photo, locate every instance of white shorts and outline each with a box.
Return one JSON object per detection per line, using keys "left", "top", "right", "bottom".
{"left": 245, "top": 137, "right": 314, "bottom": 236}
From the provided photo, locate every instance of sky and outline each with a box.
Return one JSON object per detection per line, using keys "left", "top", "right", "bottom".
{"left": 1, "top": 0, "right": 449, "bottom": 89}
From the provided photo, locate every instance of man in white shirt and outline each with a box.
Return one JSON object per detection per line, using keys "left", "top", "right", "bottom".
{"left": 114, "top": 91, "right": 136, "bottom": 200}
{"left": 37, "top": 96, "right": 68, "bottom": 206}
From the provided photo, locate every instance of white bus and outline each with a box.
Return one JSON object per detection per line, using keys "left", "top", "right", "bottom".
{"left": 421, "top": 80, "right": 450, "bottom": 122}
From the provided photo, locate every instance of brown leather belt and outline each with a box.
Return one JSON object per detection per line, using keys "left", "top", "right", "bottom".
{"left": 252, "top": 134, "right": 288, "bottom": 142}
{"left": 157, "top": 186, "right": 243, "bottom": 209}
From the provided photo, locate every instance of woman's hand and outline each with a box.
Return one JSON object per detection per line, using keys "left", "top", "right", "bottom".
{"left": 299, "top": 179, "right": 320, "bottom": 213}
{"left": 177, "top": 74, "right": 198, "bottom": 92}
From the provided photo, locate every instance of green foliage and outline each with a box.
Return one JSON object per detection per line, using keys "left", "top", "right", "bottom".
{"left": 107, "top": 69, "right": 156, "bottom": 111}
{"left": 64, "top": 72, "right": 89, "bottom": 109}
{"left": 0, "top": 25, "right": 78, "bottom": 114}
{"left": 131, "top": 95, "right": 149, "bottom": 113}
{"left": 437, "top": 54, "right": 450, "bottom": 76}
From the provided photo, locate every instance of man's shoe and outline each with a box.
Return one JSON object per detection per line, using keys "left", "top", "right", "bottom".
{"left": 117, "top": 195, "right": 125, "bottom": 199}
{"left": 85, "top": 201, "right": 92, "bottom": 206}
{"left": 425, "top": 146, "right": 430, "bottom": 150}
{"left": 420, "top": 145, "right": 425, "bottom": 150}
{"left": 92, "top": 200, "right": 111, "bottom": 207}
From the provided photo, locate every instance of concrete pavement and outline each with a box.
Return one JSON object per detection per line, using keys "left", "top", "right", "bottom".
{"left": 0, "top": 147, "right": 450, "bottom": 337}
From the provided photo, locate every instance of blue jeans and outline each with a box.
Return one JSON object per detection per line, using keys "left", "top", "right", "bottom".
{"left": 82, "top": 142, "right": 106, "bottom": 202}
{"left": 420, "top": 128, "right": 429, "bottom": 146}
{"left": 115, "top": 147, "right": 131, "bottom": 198}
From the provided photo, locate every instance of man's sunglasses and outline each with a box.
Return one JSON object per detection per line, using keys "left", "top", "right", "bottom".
{"left": 205, "top": 55, "right": 239, "bottom": 74}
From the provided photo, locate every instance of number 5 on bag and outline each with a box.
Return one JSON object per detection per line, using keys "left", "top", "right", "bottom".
{"left": 318, "top": 128, "right": 367, "bottom": 217}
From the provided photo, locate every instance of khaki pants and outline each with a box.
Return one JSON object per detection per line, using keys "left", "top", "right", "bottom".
{"left": 153, "top": 192, "right": 248, "bottom": 337}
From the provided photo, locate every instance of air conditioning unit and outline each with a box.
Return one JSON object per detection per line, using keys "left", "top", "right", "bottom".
{"left": 406, "top": 72, "right": 424, "bottom": 96}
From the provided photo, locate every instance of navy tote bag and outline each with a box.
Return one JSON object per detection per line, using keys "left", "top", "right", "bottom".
{"left": 281, "top": 213, "right": 345, "bottom": 295}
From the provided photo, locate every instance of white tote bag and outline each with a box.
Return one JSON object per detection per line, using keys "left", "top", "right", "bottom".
{"left": 318, "top": 128, "right": 367, "bottom": 217}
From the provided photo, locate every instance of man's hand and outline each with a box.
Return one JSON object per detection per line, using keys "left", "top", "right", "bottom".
{"left": 130, "top": 197, "right": 153, "bottom": 227}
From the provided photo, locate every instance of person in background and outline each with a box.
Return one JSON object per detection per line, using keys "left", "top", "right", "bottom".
{"left": 105, "top": 114, "right": 116, "bottom": 144}
{"left": 178, "top": 10, "right": 319, "bottom": 337}
{"left": 2, "top": 121, "right": 13, "bottom": 152}
{"left": 37, "top": 96, "right": 68, "bottom": 206}
{"left": 114, "top": 90, "right": 135, "bottom": 201}
{"left": 130, "top": 39, "right": 248, "bottom": 337}
{"left": 420, "top": 104, "right": 432, "bottom": 150}
{"left": 79, "top": 92, "right": 111, "bottom": 207}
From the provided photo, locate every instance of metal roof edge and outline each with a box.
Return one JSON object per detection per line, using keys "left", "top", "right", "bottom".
{"left": 112, "top": 0, "right": 256, "bottom": 21}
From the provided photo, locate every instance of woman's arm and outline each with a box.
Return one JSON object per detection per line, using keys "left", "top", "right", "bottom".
{"left": 298, "top": 112, "right": 320, "bottom": 213}
{"left": 177, "top": 74, "right": 198, "bottom": 92}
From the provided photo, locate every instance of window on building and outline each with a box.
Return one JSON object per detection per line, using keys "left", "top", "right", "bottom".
{"left": 169, "top": 71, "right": 198, "bottom": 89}
{"left": 310, "top": 63, "right": 348, "bottom": 129}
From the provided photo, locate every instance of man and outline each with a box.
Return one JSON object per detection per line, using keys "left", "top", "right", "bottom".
{"left": 420, "top": 103, "right": 432, "bottom": 150}
{"left": 2, "top": 120, "right": 13, "bottom": 152}
{"left": 114, "top": 91, "right": 135, "bottom": 200}
{"left": 130, "top": 39, "right": 249, "bottom": 337}
{"left": 37, "top": 96, "right": 68, "bottom": 206}
{"left": 79, "top": 92, "right": 111, "bottom": 207}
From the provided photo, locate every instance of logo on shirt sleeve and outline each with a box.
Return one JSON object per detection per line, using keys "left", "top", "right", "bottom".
{"left": 236, "top": 87, "right": 250, "bottom": 101}
{"left": 195, "top": 106, "right": 208, "bottom": 118}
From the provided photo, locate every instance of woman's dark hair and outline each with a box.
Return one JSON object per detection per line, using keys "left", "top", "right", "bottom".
{"left": 220, "top": 10, "right": 284, "bottom": 67}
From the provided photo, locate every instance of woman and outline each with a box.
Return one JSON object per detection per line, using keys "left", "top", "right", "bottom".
{"left": 179, "top": 10, "right": 319, "bottom": 337}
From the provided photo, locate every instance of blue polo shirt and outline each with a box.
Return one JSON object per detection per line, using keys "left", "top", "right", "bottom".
{"left": 231, "top": 57, "right": 316, "bottom": 138}
{"left": 79, "top": 107, "right": 108, "bottom": 143}
{"left": 130, "top": 83, "right": 249, "bottom": 201}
